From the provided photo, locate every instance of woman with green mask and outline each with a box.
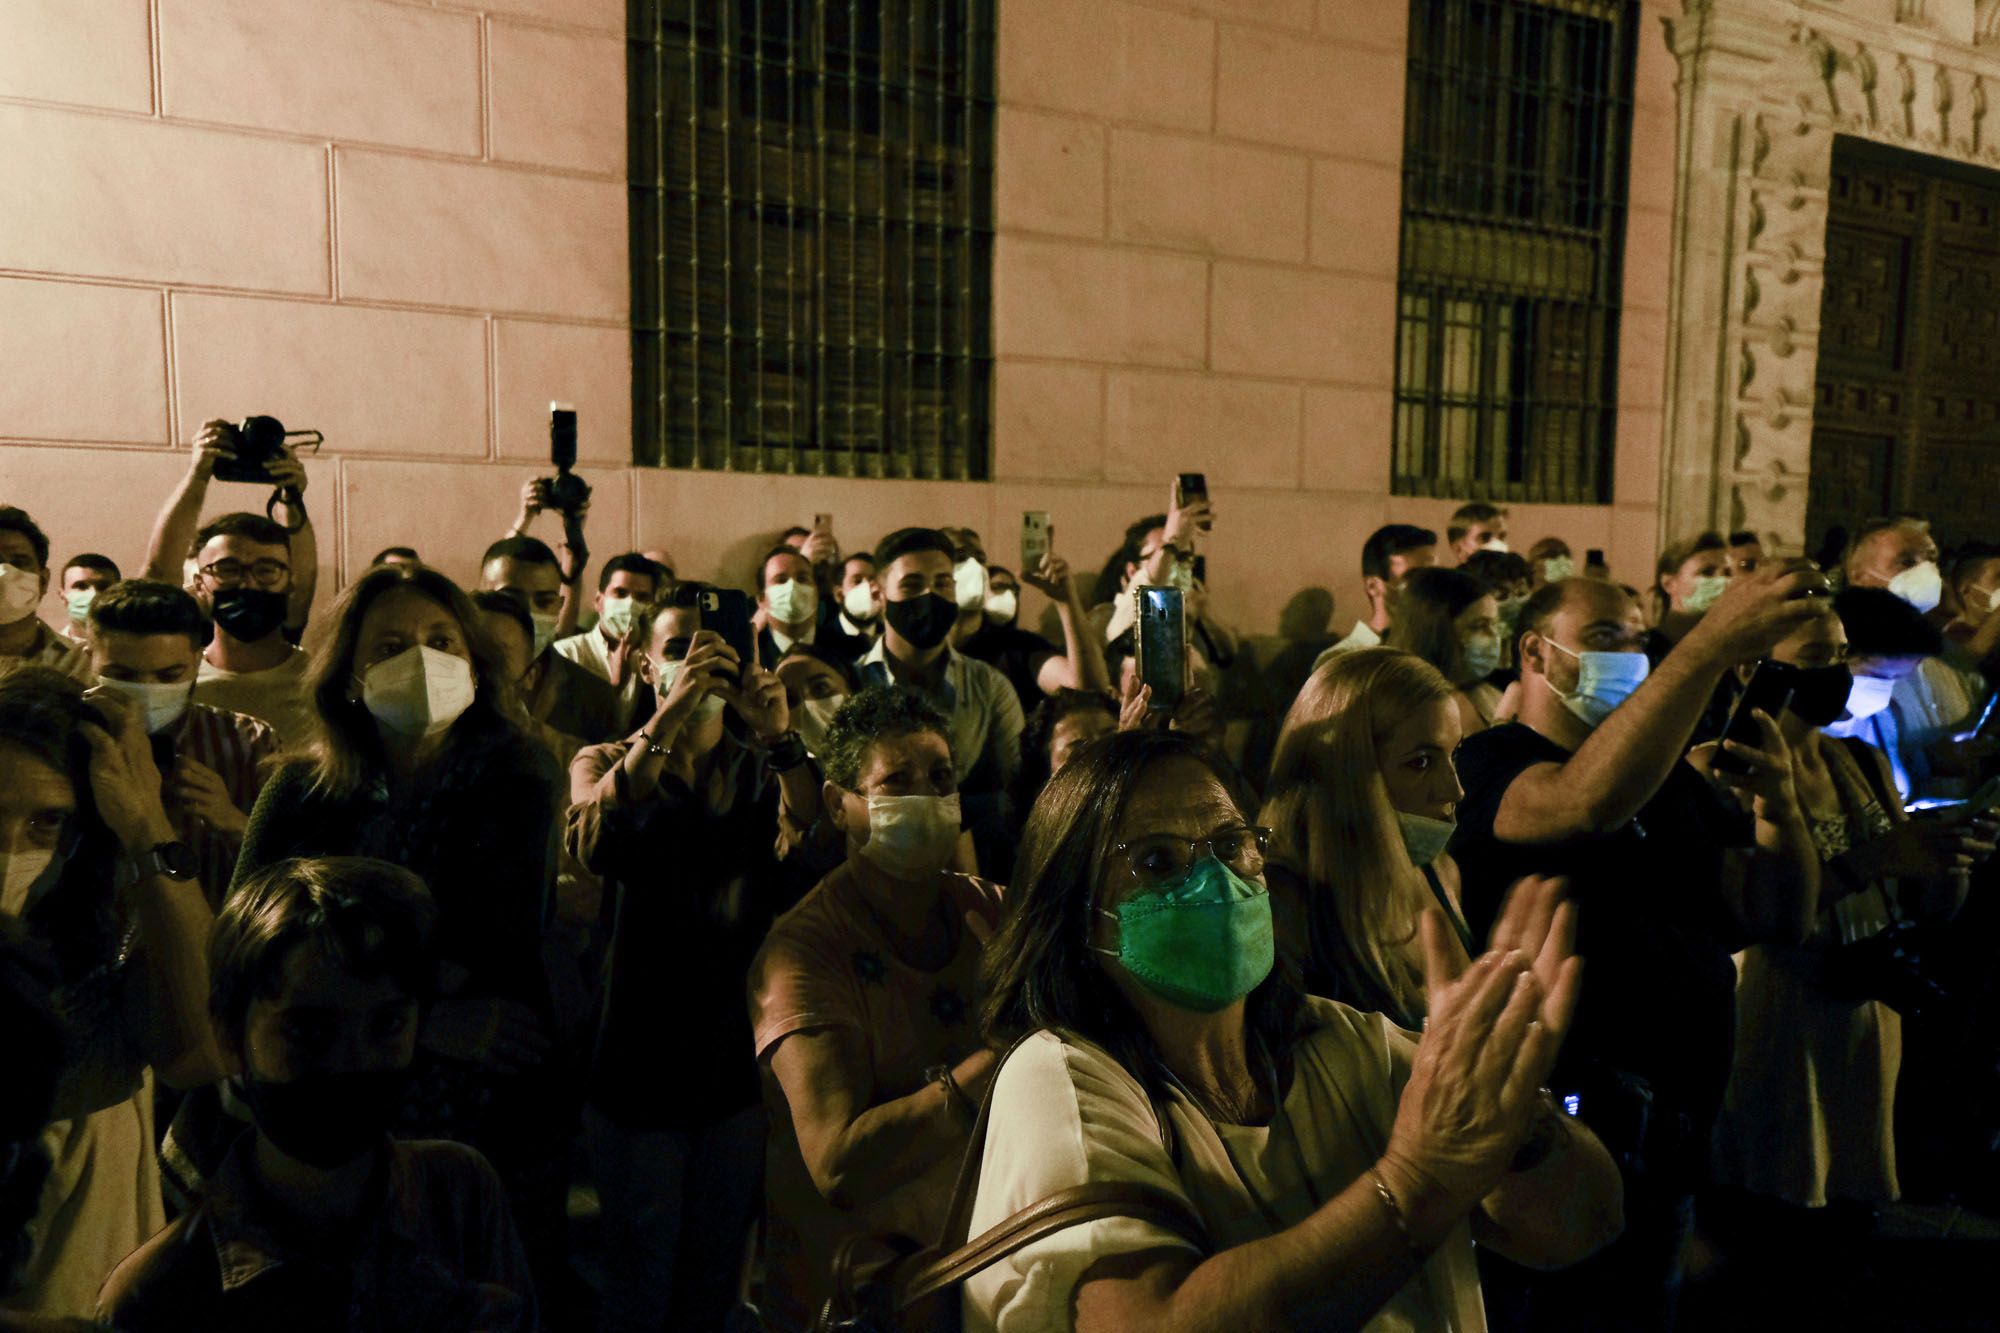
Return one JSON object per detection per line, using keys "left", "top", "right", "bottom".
{"left": 1261, "top": 648, "right": 1475, "bottom": 1031}
{"left": 967, "top": 730, "right": 1624, "bottom": 1332}
{"left": 1649, "top": 531, "right": 1732, "bottom": 652}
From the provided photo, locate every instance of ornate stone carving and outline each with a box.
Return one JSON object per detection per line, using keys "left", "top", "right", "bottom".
{"left": 1658, "top": 0, "right": 2000, "bottom": 556}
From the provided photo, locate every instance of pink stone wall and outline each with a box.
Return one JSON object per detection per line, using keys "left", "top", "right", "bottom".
{"left": 0, "top": 0, "right": 1677, "bottom": 641}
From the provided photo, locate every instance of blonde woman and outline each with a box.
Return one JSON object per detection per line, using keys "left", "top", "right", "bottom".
{"left": 1261, "top": 648, "right": 1475, "bottom": 1027}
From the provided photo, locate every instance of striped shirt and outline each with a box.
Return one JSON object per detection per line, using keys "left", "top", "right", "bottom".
{"left": 4, "top": 619, "right": 91, "bottom": 682}
{"left": 166, "top": 703, "right": 279, "bottom": 905}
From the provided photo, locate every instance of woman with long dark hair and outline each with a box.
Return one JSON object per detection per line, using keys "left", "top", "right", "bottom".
{"left": 1385, "top": 567, "right": 1506, "bottom": 733}
{"left": 229, "top": 563, "right": 568, "bottom": 1293}
{"left": 968, "top": 730, "right": 1623, "bottom": 1331}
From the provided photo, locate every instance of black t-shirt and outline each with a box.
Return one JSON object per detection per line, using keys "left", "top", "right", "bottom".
{"left": 960, "top": 620, "right": 1057, "bottom": 712}
{"left": 1448, "top": 723, "right": 1749, "bottom": 1157}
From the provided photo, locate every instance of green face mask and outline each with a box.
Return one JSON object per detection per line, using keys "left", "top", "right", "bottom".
{"left": 1095, "top": 858, "right": 1274, "bottom": 1012}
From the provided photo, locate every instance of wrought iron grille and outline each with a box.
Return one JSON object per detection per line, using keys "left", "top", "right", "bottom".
{"left": 629, "top": 0, "right": 995, "bottom": 478}
{"left": 1392, "top": 0, "right": 1637, "bottom": 504}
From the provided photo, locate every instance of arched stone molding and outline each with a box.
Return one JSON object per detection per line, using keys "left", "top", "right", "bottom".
{"left": 1658, "top": 0, "right": 2000, "bottom": 555}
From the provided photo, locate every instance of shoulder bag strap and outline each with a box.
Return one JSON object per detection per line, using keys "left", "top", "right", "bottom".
{"left": 896, "top": 1180, "right": 1209, "bottom": 1307}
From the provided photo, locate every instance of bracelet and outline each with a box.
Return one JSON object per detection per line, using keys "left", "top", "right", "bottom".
{"left": 1369, "top": 1168, "right": 1422, "bottom": 1256}
{"left": 926, "top": 1063, "right": 975, "bottom": 1123}
{"left": 758, "top": 731, "right": 809, "bottom": 772}
{"left": 639, "top": 728, "right": 672, "bottom": 758}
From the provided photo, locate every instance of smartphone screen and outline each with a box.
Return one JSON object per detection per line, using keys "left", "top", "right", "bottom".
{"left": 1713, "top": 661, "right": 1796, "bottom": 775}
{"left": 1176, "top": 472, "right": 1207, "bottom": 506}
{"left": 1136, "top": 587, "right": 1187, "bottom": 712}
{"left": 697, "top": 588, "right": 754, "bottom": 678}
{"left": 1021, "top": 511, "right": 1052, "bottom": 573}
{"left": 549, "top": 402, "right": 578, "bottom": 471}
{"left": 1585, "top": 548, "right": 1605, "bottom": 567}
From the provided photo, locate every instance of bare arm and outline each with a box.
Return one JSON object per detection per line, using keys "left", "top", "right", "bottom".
{"left": 767, "top": 1025, "right": 996, "bottom": 1210}
{"left": 267, "top": 448, "right": 316, "bottom": 633}
{"left": 143, "top": 422, "right": 228, "bottom": 583}
{"left": 1472, "top": 1106, "right": 1625, "bottom": 1269}
{"left": 1026, "top": 555, "right": 1110, "bottom": 695}
{"left": 1497, "top": 567, "right": 1831, "bottom": 843}
{"left": 84, "top": 694, "right": 224, "bottom": 1090}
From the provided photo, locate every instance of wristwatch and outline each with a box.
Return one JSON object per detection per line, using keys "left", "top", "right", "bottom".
{"left": 758, "top": 730, "right": 810, "bottom": 772}
{"left": 127, "top": 840, "right": 198, "bottom": 887}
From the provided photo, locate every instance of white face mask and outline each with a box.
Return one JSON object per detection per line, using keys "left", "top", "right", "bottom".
{"left": 95, "top": 677, "right": 194, "bottom": 735}
{"left": 842, "top": 582, "right": 879, "bottom": 624}
{"left": 65, "top": 588, "right": 98, "bottom": 627}
{"left": 598, "top": 597, "right": 639, "bottom": 639}
{"left": 952, "top": 559, "right": 987, "bottom": 613}
{"left": 1978, "top": 586, "right": 2000, "bottom": 616}
{"left": 360, "top": 645, "right": 476, "bottom": 738}
{"left": 1832, "top": 673, "right": 1898, "bottom": 729}
{"left": 0, "top": 848, "right": 63, "bottom": 918}
{"left": 1541, "top": 555, "right": 1575, "bottom": 584}
{"left": 1479, "top": 537, "right": 1510, "bottom": 554}
{"left": 658, "top": 660, "right": 726, "bottom": 726}
{"left": 530, "top": 611, "right": 561, "bottom": 658}
{"left": 983, "top": 590, "right": 1018, "bottom": 625}
{"left": 1542, "top": 639, "right": 1651, "bottom": 728}
{"left": 853, "top": 792, "right": 962, "bottom": 882}
{"left": 0, "top": 563, "right": 42, "bottom": 626}
{"left": 1888, "top": 561, "right": 1943, "bottom": 614}
{"left": 1396, "top": 811, "right": 1455, "bottom": 867}
{"left": 766, "top": 577, "right": 819, "bottom": 626}
{"left": 796, "top": 693, "right": 846, "bottom": 755}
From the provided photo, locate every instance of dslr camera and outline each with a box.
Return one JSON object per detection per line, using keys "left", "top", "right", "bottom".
{"left": 213, "top": 415, "right": 321, "bottom": 485}
{"left": 545, "top": 403, "right": 590, "bottom": 518}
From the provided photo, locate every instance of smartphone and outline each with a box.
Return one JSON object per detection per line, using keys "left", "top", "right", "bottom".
{"left": 1135, "top": 587, "right": 1187, "bottom": 713}
{"left": 1713, "top": 661, "right": 1797, "bottom": 776}
{"left": 1174, "top": 473, "right": 1210, "bottom": 531}
{"left": 1585, "top": 548, "right": 1606, "bottom": 568}
{"left": 696, "top": 587, "right": 755, "bottom": 678}
{"left": 813, "top": 512, "right": 832, "bottom": 534}
{"left": 1021, "top": 511, "right": 1052, "bottom": 573}
{"left": 549, "top": 402, "right": 577, "bottom": 471}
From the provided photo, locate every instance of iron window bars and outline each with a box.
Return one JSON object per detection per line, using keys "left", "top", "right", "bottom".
{"left": 629, "top": 0, "right": 996, "bottom": 479}
{"left": 1392, "top": 0, "right": 1637, "bottom": 504}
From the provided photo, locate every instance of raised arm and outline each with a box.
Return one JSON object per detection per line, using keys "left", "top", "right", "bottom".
{"left": 267, "top": 447, "right": 316, "bottom": 634}
{"left": 1497, "top": 568, "right": 1831, "bottom": 843}
{"left": 1070, "top": 881, "right": 1619, "bottom": 1332}
{"left": 142, "top": 422, "right": 230, "bottom": 583}
{"left": 1025, "top": 554, "right": 1111, "bottom": 695}
{"left": 84, "top": 692, "right": 224, "bottom": 1091}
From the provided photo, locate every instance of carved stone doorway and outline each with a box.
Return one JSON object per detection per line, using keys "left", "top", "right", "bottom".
{"left": 1810, "top": 135, "right": 2000, "bottom": 551}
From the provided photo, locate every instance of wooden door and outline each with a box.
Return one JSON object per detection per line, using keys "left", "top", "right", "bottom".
{"left": 1811, "top": 138, "right": 2000, "bottom": 551}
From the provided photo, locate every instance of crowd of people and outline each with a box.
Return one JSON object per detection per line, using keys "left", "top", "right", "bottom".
{"left": 2, "top": 427, "right": 1998, "bottom": 1333}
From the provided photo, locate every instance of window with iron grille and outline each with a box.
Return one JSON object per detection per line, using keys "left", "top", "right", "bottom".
{"left": 629, "top": 0, "right": 995, "bottom": 478}
{"left": 1392, "top": 0, "right": 1636, "bottom": 504}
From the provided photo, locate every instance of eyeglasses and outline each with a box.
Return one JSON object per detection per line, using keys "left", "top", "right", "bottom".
{"left": 1112, "top": 826, "right": 1269, "bottom": 887}
{"left": 199, "top": 559, "right": 290, "bottom": 589}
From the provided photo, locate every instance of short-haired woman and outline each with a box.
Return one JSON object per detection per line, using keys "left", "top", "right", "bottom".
{"left": 968, "top": 730, "right": 1624, "bottom": 1331}
{"left": 1262, "top": 649, "right": 1474, "bottom": 1028}
{"left": 746, "top": 685, "right": 1004, "bottom": 1330}
{"left": 99, "top": 856, "right": 536, "bottom": 1331}
{"left": 1385, "top": 567, "right": 1506, "bottom": 733}
{"left": 228, "top": 564, "right": 568, "bottom": 1294}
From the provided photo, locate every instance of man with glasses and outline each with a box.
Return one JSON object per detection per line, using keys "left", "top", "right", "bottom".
{"left": 151, "top": 513, "right": 312, "bottom": 746}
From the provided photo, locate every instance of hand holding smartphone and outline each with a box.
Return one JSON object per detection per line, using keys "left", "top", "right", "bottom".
{"left": 1021, "top": 511, "right": 1052, "bottom": 574}
{"left": 1136, "top": 587, "right": 1188, "bottom": 713}
{"left": 1712, "top": 661, "right": 1796, "bottom": 777}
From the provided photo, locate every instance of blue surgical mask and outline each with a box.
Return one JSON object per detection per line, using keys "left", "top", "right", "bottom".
{"left": 1682, "top": 575, "right": 1728, "bottom": 614}
{"left": 1542, "top": 638, "right": 1650, "bottom": 728}
{"left": 1459, "top": 632, "right": 1502, "bottom": 682}
{"left": 1396, "top": 812, "right": 1455, "bottom": 867}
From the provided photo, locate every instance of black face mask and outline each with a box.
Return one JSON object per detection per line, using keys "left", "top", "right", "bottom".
{"left": 884, "top": 593, "right": 957, "bottom": 650}
{"left": 210, "top": 587, "right": 288, "bottom": 643}
{"left": 1784, "top": 662, "right": 1856, "bottom": 728}
{"left": 242, "top": 1067, "right": 410, "bottom": 1170}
